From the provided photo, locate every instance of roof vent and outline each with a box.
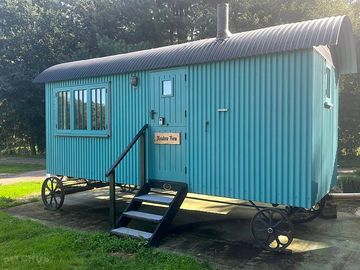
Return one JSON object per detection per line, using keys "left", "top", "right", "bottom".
{"left": 216, "top": 3, "right": 231, "bottom": 40}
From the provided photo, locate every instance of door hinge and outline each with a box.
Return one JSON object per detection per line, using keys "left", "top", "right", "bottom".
{"left": 184, "top": 110, "right": 187, "bottom": 118}
{"left": 184, "top": 132, "right": 187, "bottom": 140}
{"left": 185, "top": 74, "right": 187, "bottom": 81}
{"left": 185, "top": 166, "right": 187, "bottom": 174}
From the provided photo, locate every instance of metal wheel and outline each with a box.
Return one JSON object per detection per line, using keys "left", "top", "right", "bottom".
{"left": 41, "top": 177, "right": 65, "bottom": 210}
{"left": 119, "top": 184, "right": 137, "bottom": 193}
{"left": 251, "top": 208, "right": 293, "bottom": 252}
{"left": 287, "top": 200, "right": 325, "bottom": 224}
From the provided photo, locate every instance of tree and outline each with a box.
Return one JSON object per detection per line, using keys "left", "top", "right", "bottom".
{"left": 0, "top": 0, "right": 359, "bottom": 159}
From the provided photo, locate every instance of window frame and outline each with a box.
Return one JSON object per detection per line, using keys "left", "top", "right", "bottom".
{"left": 54, "top": 82, "right": 111, "bottom": 137}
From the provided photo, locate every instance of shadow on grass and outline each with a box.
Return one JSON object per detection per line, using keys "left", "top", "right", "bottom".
{"left": 0, "top": 196, "right": 39, "bottom": 209}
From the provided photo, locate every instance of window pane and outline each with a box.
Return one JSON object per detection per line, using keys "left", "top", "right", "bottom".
{"left": 91, "top": 87, "right": 107, "bottom": 130}
{"left": 74, "top": 89, "right": 87, "bottom": 130}
{"left": 162, "top": 80, "right": 172, "bottom": 96}
{"left": 58, "top": 91, "right": 70, "bottom": 130}
{"left": 101, "top": 88, "right": 106, "bottom": 130}
{"left": 91, "top": 89, "right": 97, "bottom": 129}
{"left": 58, "top": 92, "right": 63, "bottom": 129}
{"left": 97, "top": 88, "right": 101, "bottom": 130}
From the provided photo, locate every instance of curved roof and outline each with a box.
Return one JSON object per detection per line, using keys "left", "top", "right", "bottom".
{"left": 34, "top": 16, "right": 357, "bottom": 83}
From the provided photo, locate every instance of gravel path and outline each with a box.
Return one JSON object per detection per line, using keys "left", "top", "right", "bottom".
{"left": 0, "top": 170, "right": 46, "bottom": 185}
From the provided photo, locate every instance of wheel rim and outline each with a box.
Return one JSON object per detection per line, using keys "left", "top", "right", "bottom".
{"left": 251, "top": 208, "right": 293, "bottom": 252}
{"left": 41, "top": 177, "right": 64, "bottom": 210}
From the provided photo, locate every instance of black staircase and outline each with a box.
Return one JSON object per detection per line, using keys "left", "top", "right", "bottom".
{"left": 105, "top": 124, "right": 188, "bottom": 246}
{"left": 111, "top": 180, "right": 187, "bottom": 246}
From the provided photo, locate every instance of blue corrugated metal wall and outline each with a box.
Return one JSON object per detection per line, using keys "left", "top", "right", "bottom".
{"left": 311, "top": 51, "right": 339, "bottom": 204}
{"left": 46, "top": 49, "right": 336, "bottom": 208}
{"left": 187, "top": 50, "right": 313, "bottom": 208}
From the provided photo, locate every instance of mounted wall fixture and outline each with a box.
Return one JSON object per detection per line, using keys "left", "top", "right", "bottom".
{"left": 131, "top": 75, "right": 138, "bottom": 87}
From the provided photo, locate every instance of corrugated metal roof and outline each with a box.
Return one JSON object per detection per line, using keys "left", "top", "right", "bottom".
{"left": 33, "top": 16, "right": 357, "bottom": 83}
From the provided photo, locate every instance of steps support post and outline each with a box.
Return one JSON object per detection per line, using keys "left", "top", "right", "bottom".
{"left": 109, "top": 172, "right": 116, "bottom": 228}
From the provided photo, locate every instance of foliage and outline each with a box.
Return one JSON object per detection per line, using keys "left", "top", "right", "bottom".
{"left": 0, "top": 212, "right": 209, "bottom": 269}
{"left": 0, "top": 0, "right": 359, "bottom": 159}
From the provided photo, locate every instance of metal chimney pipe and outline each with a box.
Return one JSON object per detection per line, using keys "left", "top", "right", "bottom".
{"left": 216, "top": 3, "right": 231, "bottom": 40}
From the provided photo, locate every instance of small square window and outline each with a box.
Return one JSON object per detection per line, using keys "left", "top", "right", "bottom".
{"left": 162, "top": 80, "right": 173, "bottom": 96}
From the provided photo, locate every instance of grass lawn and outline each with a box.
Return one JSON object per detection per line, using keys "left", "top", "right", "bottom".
{"left": 0, "top": 163, "right": 45, "bottom": 174}
{"left": 0, "top": 181, "right": 209, "bottom": 270}
{"left": 0, "top": 181, "right": 42, "bottom": 208}
{"left": 0, "top": 212, "right": 209, "bottom": 270}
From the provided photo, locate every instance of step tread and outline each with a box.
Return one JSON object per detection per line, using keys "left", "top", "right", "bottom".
{"left": 135, "top": 194, "right": 173, "bottom": 205}
{"left": 111, "top": 227, "right": 152, "bottom": 239}
{"left": 123, "top": 210, "right": 163, "bottom": 222}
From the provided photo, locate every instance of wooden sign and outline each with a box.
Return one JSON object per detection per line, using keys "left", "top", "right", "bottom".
{"left": 154, "top": 133, "right": 180, "bottom": 145}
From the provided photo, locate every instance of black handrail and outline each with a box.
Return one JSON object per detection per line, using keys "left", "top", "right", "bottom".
{"left": 106, "top": 123, "right": 148, "bottom": 228}
{"left": 105, "top": 124, "right": 148, "bottom": 177}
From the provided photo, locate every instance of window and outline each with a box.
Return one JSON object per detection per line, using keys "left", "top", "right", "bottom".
{"left": 162, "top": 80, "right": 173, "bottom": 96}
{"left": 74, "top": 90, "right": 87, "bottom": 130}
{"left": 55, "top": 83, "right": 109, "bottom": 136}
{"left": 57, "top": 91, "right": 70, "bottom": 130}
{"left": 325, "top": 67, "right": 331, "bottom": 99}
{"left": 91, "top": 87, "right": 106, "bottom": 130}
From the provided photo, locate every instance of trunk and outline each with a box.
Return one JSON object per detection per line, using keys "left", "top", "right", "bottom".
{"left": 30, "top": 139, "right": 37, "bottom": 156}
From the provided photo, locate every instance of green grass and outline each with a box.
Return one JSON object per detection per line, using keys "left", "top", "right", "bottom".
{"left": 0, "top": 181, "right": 42, "bottom": 208}
{"left": 0, "top": 163, "right": 45, "bottom": 174}
{"left": 0, "top": 212, "right": 209, "bottom": 270}
{"left": 337, "top": 174, "right": 360, "bottom": 187}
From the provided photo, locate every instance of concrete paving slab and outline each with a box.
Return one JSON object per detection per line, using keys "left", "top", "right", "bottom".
{"left": 4, "top": 187, "right": 360, "bottom": 269}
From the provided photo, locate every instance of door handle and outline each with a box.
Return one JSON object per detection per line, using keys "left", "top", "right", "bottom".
{"left": 150, "top": 110, "right": 157, "bottom": 119}
{"left": 324, "top": 101, "right": 333, "bottom": 109}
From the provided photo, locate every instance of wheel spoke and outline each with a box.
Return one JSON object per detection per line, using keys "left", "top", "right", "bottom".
{"left": 261, "top": 232, "right": 272, "bottom": 246}
{"left": 256, "top": 227, "right": 269, "bottom": 232}
{"left": 265, "top": 233, "right": 275, "bottom": 246}
{"left": 257, "top": 217, "right": 269, "bottom": 227}
{"left": 273, "top": 216, "right": 285, "bottom": 228}
{"left": 275, "top": 237, "right": 281, "bottom": 249}
{"left": 269, "top": 211, "right": 274, "bottom": 227}
{"left": 53, "top": 196, "right": 58, "bottom": 208}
